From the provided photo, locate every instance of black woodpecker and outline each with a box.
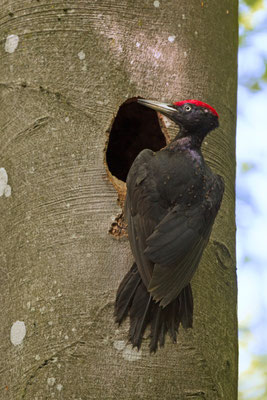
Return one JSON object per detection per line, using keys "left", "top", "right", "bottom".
{"left": 114, "top": 98, "right": 224, "bottom": 353}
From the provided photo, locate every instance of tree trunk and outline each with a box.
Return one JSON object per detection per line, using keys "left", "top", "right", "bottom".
{"left": 0, "top": 1, "right": 238, "bottom": 399}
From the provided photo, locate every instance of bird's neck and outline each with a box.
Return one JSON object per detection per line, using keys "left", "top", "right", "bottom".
{"left": 168, "top": 127, "right": 205, "bottom": 151}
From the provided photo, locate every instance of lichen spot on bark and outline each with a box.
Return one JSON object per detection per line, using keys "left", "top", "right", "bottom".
{"left": 78, "top": 50, "right": 85, "bottom": 60}
{"left": 5, "top": 34, "right": 19, "bottom": 53}
{"left": 122, "top": 345, "right": 142, "bottom": 361}
{"left": 47, "top": 377, "right": 56, "bottom": 387}
{"left": 10, "top": 321, "right": 26, "bottom": 346}
{"left": 0, "top": 168, "right": 12, "bottom": 198}
{"left": 56, "top": 384, "right": 63, "bottom": 392}
{"left": 113, "top": 340, "right": 141, "bottom": 361}
{"left": 113, "top": 340, "right": 126, "bottom": 351}
{"left": 105, "top": 97, "right": 168, "bottom": 237}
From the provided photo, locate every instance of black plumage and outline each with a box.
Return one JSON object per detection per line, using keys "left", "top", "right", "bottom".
{"left": 115, "top": 99, "right": 224, "bottom": 352}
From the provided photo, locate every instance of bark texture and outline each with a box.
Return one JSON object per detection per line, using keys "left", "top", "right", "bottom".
{"left": 0, "top": 1, "right": 237, "bottom": 399}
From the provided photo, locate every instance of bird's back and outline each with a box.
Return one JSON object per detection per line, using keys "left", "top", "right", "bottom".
{"left": 147, "top": 144, "right": 217, "bottom": 212}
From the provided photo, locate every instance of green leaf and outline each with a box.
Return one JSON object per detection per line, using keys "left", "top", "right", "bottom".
{"left": 241, "top": 162, "right": 255, "bottom": 173}
{"left": 248, "top": 81, "right": 261, "bottom": 92}
{"left": 242, "top": 0, "right": 264, "bottom": 11}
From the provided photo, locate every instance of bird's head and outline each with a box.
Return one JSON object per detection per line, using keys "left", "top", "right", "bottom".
{"left": 138, "top": 98, "right": 219, "bottom": 136}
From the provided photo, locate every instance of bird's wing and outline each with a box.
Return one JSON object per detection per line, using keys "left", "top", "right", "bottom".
{"left": 125, "top": 149, "right": 167, "bottom": 288}
{"left": 146, "top": 178, "right": 224, "bottom": 307}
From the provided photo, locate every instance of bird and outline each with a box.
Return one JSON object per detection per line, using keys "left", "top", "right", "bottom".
{"left": 114, "top": 98, "right": 224, "bottom": 353}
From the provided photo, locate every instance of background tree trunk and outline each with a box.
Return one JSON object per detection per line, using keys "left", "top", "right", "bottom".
{"left": 0, "top": 1, "right": 238, "bottom": 399}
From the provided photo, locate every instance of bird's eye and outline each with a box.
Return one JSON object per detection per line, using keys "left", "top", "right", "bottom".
{"left": 184, "top": 104, "right": 192, "bottom": 112}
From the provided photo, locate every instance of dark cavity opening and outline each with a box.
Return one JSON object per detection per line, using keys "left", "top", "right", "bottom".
{"left": 106, "top": 97, "right": 167, "bottom": 182}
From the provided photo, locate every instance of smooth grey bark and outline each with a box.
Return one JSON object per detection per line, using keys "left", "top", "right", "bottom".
{"left": 0, "top": 1, "right": 237, "bottom": 399}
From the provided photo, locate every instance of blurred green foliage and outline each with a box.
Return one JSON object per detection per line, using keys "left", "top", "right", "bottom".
{"left": 240, "top": 0, "right": 265, "bottom": 31}
{"left": 239, "top": 326, "right": 267, "bottom": 399}
{"left": 239, "top": 0, "right": 267, "bottom": 91}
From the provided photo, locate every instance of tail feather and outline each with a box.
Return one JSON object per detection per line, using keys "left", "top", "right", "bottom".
{"left": 158, "top": 321, "right": 167, "bottom": 348}
{"left": 180, "top": 284, "right": 193, "bottom": 329}
{"left": 130, "top": 290, "right": 152, "bottom": 349}
{"left": 115, "top": 263, "right": 193, "bottom": 353}
{"left": 115, "top": 263, "right": 141, "bottom": 324}
{"left": 150, "top": 305, "right": 164, "bottom": 352}
{"left": 166, "top": 298, "right": 180, "bottom": 343}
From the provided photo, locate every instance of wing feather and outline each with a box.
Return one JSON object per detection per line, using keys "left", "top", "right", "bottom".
{"left": 146, "top": 198, "right": 223, "bottom": 307}
{"left": 125, "top": 149, "right": 166, "bottom": 287}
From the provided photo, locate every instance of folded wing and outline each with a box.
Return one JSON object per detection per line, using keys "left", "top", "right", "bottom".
{"left": 146, "top": 203, "right": 213, "bottom": 307}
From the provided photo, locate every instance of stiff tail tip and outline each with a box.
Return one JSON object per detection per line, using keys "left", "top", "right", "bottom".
{"left": 115, "top": 263, "right": 193, "bottom": 353}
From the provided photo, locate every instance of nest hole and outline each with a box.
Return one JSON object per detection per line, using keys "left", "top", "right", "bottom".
{"left": 105, "top": 97, "right": 169, "bottom": 237}
{"left": 106, "top": 97, "right": 168, "bottom": 183}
